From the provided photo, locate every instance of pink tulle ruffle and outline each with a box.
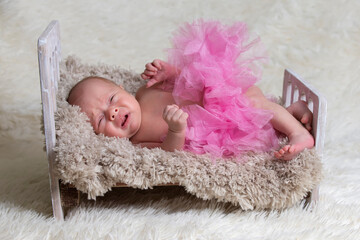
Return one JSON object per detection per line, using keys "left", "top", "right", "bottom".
{"left": 165, "top": 20, "right": 279, "bottom": 158}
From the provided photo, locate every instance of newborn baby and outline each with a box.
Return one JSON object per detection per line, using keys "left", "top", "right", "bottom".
{"left": 67, "top": 59, "right": 314, "bottom": 160}
{"left": 67, "top": 19, "right": 315, "bottom": 160}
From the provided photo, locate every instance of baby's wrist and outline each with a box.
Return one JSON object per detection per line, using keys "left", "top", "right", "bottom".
{"left": 168, "top": 127, "right": 186, "bottom": 134}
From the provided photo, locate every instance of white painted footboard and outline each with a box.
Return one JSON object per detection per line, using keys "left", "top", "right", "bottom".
{"left": 282, "top": 69, "right": 327, "bottom": 206}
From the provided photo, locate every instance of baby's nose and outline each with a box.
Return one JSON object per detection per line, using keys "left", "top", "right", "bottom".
{"left": 109, "top": 107, "right": 119, "bottom": 120}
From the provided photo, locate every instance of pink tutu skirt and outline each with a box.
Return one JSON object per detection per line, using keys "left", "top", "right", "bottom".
{"left": 165, "top": 20, "right": 279, "bottom": 158}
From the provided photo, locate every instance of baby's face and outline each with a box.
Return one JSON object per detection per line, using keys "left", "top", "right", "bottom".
{"left": 68, "top": 77, "right": 141, "bottom": 138}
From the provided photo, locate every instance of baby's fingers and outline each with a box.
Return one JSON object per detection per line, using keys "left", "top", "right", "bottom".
{"left": 180, "top": 111, "right": 189, "bottom": 121}
{"left": 163, "top": 105, "right": 179, "bottom": 119}
{"left": 172, "top": 107, "right": 188, "bottom": 121}
{"left": 141, "top": 69, "right": 157, "bottom": 80}
{"left": 145, "top": 62, "right": 158, "bottom": 72}
{"left": 163, "top": 105, "right": 187, "bottom": 132}
{"left": 143, "top": 69, "right": 157, "bottom": 76}
{"left": 141, "top": 73, "right": 150, "bottom": 80}
{"left": 172, "top": 107, "right": 185, "bottom": 120}
{"left": 152, "top": 59, "right": 162, "bottom": 70}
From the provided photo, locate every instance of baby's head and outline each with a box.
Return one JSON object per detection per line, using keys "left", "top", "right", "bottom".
{"left": 67, "top": 76, "right": 141, "bottom": 138}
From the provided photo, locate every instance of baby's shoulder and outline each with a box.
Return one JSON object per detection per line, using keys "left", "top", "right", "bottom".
{"left": 135, "top": 83, "right": 167, "bottom": 100}
{"left": 135, "top": 85, "right": 147, "bottom": 100}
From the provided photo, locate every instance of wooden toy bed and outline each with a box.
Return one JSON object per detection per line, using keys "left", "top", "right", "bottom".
{"left": 38, "top": 21, "right": 327, "bottom": 221}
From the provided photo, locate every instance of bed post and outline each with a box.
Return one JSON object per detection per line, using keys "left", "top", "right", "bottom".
{"left": 38, "top": 20, "right": 64, "bottom": 221}
{"left": 282, "top": 69, "right": 327, "bottom": 208}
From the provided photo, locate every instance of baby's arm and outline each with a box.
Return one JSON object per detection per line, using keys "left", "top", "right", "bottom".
{"left": 160, "top": 104, "right": 188, "bottom": 152}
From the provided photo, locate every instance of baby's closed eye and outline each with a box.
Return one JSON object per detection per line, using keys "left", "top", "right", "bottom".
{"left": 110, "top": 94, "right": 115, "bottom": 103}
{"left": 98, "top": 115, "right": 104, "bottom": 129}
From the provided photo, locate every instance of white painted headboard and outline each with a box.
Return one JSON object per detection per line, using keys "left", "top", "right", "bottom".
{"left": 38, "top": 20, "right": 63, "bottom": 220}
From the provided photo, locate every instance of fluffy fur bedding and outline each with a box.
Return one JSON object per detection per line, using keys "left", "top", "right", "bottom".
{"left": 54, "top": 56, "right": 322, "bottom": 210}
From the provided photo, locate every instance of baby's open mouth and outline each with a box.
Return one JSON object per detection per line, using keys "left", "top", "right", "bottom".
{"left": 121, "top": 114, "right": 129, "bottom": 127}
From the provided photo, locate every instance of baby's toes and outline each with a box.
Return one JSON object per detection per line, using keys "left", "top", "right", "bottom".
{"left": 274, "top": 145, "right": 289, "bottom": 159}
{"left": 274, "top": 151, "right": 282, "bottom": 159}
{"left": 288, "top": 145, "right": 297, "bottom": 153}
{"left": 282, "top": 145, "right": 291, "bottom": 153}
{"left": 277, "top": 149, "right": 285, "bottom": 155}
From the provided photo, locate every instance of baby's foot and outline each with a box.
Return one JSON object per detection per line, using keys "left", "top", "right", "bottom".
{"left": 287, "top": 100, "right": 313, "bottom": 131}
{"left": 141, "top": 59, "right": 178, "bottom": 88}
{"left": 274, "top": 130, "right": 314, "bottom": 160}
{"left": 299, "top": 106, "right": 313, "bottom": 131}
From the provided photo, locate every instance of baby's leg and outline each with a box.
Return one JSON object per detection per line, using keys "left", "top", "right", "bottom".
{"left": 286, "top": 100, "right": 313, "bottom": 131}
{"left": 245, "top": 86, "right": 314, "bottom": 160}
{"left": 141, "top": 59, "right": 179, "bottom": 88}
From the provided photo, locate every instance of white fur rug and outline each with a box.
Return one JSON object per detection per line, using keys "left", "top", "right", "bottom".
{"left": 1, "top": 0, "right": 359, "bottom": 239}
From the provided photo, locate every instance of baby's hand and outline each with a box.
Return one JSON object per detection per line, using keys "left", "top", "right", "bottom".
{"left": 163, "top": 105, "right": 188, "bottom": 133}
{"left": 141, "top": 59, "right": 163, "bottom": 88}
{"left": 141, "top": 59, "right": 178, "bottom": 88}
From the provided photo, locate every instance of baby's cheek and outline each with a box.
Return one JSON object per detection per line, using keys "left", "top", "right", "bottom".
{"left": 104, "top": 124, "right": 123, "bottom": 138}
{"left": 103, "top": 125, "right": 115, "bottom": 137}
